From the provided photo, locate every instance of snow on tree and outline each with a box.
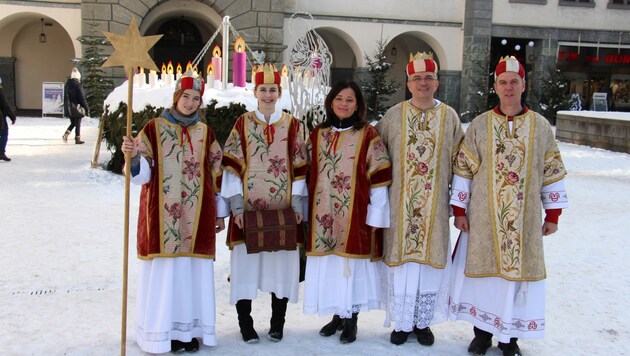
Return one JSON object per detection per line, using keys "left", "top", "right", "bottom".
{"left": 75, "top": 21, "right": 114, "bottom": 118}
{"left": 361, "top": 39, "right": 399, "bottom": 121}
{"left": 539, "top": 69, "right": 570, "bottom": 125}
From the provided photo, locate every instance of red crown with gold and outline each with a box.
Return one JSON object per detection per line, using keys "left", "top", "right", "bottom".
{"left": 254, "top": 63, "right": 281, "bottom": 85}
{"left": 176, "top": 70, "right": 205, "bottom": 95}
{"left": 406, "top": 52, "right": 438, "bottom": 77}
{"left": 494, "top": 56, "right": 525, "bottom": 80}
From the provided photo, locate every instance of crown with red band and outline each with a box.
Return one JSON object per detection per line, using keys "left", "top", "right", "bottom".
{"left": 494, "top": 56, "right": 525, "bottom": 80}
{"left": 406, "top": 52, "right": 438, "bottom": 77}
{"left": 254, "top": 63, "right": 281, "bottom": 85}
{"left": 176, "top": 70, "right": 205, "bottom": 95}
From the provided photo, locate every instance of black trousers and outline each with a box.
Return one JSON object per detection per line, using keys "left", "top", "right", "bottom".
{"left": 66, "top": 116, "right": 82, "bottom": 136}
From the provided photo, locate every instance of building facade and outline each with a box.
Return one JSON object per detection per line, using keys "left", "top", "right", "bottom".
{"left": 0, "top": 0, "right": 628, "bottom": 117}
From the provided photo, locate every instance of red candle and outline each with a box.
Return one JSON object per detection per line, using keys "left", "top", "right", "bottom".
{"left": 232, "top": 36, "right": 246, "bottom": 87}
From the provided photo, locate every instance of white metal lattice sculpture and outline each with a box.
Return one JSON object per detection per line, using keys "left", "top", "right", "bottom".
{"left": 287, "top": 12, "right": 332, "bottom": 132}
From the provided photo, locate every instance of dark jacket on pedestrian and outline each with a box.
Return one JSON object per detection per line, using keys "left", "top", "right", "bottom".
{"left": 0, "top": 85, "right": 16, "bottom": 130}
{"left": 64, "top": 78, "right": 89, "bottom": 119}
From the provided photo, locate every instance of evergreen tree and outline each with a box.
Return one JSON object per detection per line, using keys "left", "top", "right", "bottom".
{"left": 361, "top": 39, "right": 398, "bottom": 121}
{"left": 75, "top": 21, "right": 114, "bottom": 118}
{"left": 461, "top": 45, "right": 496, "bottom": 122}
{"left": 539, "top": 69, "right": 570, "bottom": 125}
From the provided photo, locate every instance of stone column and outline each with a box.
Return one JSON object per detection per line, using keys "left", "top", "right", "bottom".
{"left": 460, "top": 0, "right": 493, "bottom": 122}
{"left": 438, "top": 70, "right": 462, "bottom": 114}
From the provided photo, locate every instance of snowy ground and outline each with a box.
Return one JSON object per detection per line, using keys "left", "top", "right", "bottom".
{"left": 1, "top": 116, "right": 629, "bottom": 355}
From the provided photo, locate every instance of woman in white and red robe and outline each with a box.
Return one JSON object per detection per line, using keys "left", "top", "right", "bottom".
{"left": 122, "top": 73, "right": 227, "bottom": 354}
{"left": 303, "top": 80, "right": 392, "bottom": 344}
{"left": 221, "top": 63, "right": 308, "bottom": 344}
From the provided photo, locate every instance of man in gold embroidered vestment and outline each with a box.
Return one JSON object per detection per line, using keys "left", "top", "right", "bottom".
{"left": 376, "top": 52, "right": 464, "bottom": 346}
{"left": 448, "top": 56, "right": 569, "bottom": 356}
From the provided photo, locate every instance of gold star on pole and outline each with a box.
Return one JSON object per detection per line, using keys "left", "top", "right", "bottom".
{"left": 102, "top": 17, "right": 162, "bottom": 73}
{"left": 101, "top": 16, "right": 162, "bottom": 356}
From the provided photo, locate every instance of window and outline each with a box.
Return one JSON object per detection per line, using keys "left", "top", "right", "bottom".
{"left": 509, "top": 0, "right": 546, "bottom": 3}
{"left": 559, "top": 0, "right": 596, "bottom": 7}
{"left": 608, "top": 0, "right": 630, "bottom": 9}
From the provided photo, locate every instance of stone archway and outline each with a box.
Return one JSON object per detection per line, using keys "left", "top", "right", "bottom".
{"left": 151, "top": 18, "right": 207, "bottom": 74}
{"left": 312, "top": 27, "right": 361, "bottom": 84}
{"left": 385, "top": 32, "right": 440, "bottom": 104}
{"left": 139, "top": 0, "right": 223, "bottom": 78}
{"left": 1, "top": 15, "right": 76, "bottom": 110}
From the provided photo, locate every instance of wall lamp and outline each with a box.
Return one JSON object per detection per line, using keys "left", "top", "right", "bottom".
{"left": 39, "top": 18, "right": 46, "bottom": 43}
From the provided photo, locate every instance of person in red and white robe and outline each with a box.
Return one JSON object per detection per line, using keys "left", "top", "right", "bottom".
{"left": 122, "top": 72, "right": 227, "bottom": 354}
{"left": 303, "top": 80, "right": 392, "bottom": 344}
{"left": 221, "top": 63, "right": 308, "bottom": 344}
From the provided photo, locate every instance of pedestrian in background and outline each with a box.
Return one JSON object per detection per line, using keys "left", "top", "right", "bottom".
{"left": 63, "top": 67, "right": 89, "bottom": 144}
{"left": 0, "top": 75, "right": 17, "bottom": 162}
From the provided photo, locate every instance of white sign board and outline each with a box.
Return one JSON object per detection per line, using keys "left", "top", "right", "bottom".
{"left": 42, "top": 82, "right": 64, "bottom": 116}
{"left": 592, "top": 92, "right": 608, "bottom": 112}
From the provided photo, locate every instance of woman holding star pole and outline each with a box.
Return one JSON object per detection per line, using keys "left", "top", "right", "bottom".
{"left": 121, "top": 71, "right": 227, "bottom": 353}
{"left": 103, "top": 18, "right": 226, "bottom": 354}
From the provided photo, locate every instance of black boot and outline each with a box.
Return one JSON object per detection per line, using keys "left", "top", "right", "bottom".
{"left": 0, "top": 152, "right": 10, "bottom": 162}
{"left": 319, "top": 315, "right": 344, "bottom": 336}
{"left": 183, "top": 338, "right": 200, "bottom": 352}
{"left": 468, "top": 327, "right": 493, "bottom": 355}
{"left": 170, "top": 340, "right": 185, "bottom": 353}
{"left": 269, "top": 293, "right": 288, "bottom": 342}
{"left": 498, "top": 338, "right": 522, "bottom": 356}
{"left": 414, "top": 326, "right": 435, "bottom": 346}
{"left": 236, "top": 299, "right": 259, "bottom": 343}
{"left": 390, "top": 330, "right": 411, "bottom": 345}
{"left": 339, "top": 313, "right": 358, "bottom": 344}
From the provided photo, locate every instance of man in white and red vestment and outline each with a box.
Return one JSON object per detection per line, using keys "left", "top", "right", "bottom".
{"left": 449, "top": 56, "right": 569, "bottom": 356}
{"left": 123, "top": 73, "right": 227, "bottom": 353}
{"left": 376, "top": 52, "right": 465, "bottom": 347}
{"left": 221, "top": 63, "right": 308, "bottom": 344}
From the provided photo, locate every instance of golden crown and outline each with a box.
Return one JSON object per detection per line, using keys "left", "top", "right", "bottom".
{"left": 409, "top": 51, "right": 435, "bottom": 61}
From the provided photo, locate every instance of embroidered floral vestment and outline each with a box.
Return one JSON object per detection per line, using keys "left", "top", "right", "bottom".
{"left": 222, "top": 111, "right": 307, "bottom": 247}
{"left": 306, "top": 125, "right": 392, "bottom": 259}
{"left": 453, "top": 109, "right": 567, "bottom": 280}
{"left": 378, "top": 101, "right": 464, "bottom": 267}
{"left": 136, "top": 117, "right": 223, "bottom": 259}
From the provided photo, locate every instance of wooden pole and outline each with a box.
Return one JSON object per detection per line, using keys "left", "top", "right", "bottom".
{"left": 91, "top": 114, "right": 106, "bottom": 168}
{"left": 121, "top": 67, "right": 134, "bottom": 356}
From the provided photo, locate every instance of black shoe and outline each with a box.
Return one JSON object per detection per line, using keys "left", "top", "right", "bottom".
{"left": 468, "top": 337, "right": 492, "bottom": 355}
{"left": 498, "top": 338, "right": 522, "bottom": 356}
{"left": 319, "top": 315, "right": 344, "bottom": 336}
{"left": 468, "top": 327, "right": 493, "bottom": 355}
{"left": 184, "top": 338, "right": 200, "bottom": 352}
{"left": 339, "top": 313, "right": 358, "bottom": 344}
{"left": 0, "top": 153, "right": 10, "bottom": 162}
{"left": 390, "top": 330, "right": 411, "bottom": 345}
{"left": 414, "top": 326, "right": 435, "bottom": 346}
{"left": 171, "top": 340, "right": 186, "bottom": 353}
